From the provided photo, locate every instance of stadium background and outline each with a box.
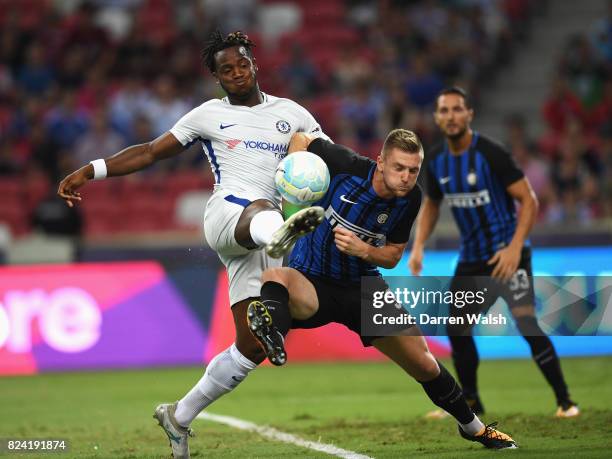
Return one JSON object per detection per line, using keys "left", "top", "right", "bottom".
{"left": 1, "top": 0, "right": 610, "bottom": 375}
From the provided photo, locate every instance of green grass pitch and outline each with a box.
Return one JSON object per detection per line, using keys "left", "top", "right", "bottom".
{"left": 1, "top": 356, "right": 611, "bottom": 458}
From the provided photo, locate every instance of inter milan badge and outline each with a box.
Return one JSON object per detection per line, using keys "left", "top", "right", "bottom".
{"left": 377, "top": 213, "right": 389, "bottom": 224}
{"left": 467, "top": 170, "right": 478, "bottom": 186}
{"left": 276, "top": 120, "right": 291, "bottom": 134}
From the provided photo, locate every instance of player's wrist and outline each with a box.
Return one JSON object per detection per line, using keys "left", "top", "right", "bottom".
{"left": 82, "top": 164, "right": 95, "bottom": 180}
{"left": 89, "top": 159, "right": 107, "bottom": 180}
{"left": 361, "top": 244, "right": 372, "bottom": 261}
{"left": 508, "top": 239, "right": 523, "bottom": 252}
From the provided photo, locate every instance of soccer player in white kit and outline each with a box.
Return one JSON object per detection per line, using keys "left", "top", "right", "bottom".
{"left": 57, "top": 31, "right": 328, "bottom": 458}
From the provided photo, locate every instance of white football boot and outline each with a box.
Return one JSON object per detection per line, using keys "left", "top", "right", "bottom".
{"left": 266, "top": 206, "right": 324, "bottom": 258}
{"left": 153, "top": 402, "right": 193, "bottom": 459}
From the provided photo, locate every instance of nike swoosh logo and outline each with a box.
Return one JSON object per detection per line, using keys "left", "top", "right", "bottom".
{"left": 340, "top": 194, "right": 357, "bottom": 205}
{"left": 162, "top": 426, "right": 182, "bottom": 444}
{"left": 231, "top": 376, "right": 244, "bottom": 382}
{"left": 220, "top": 123, "right": 237, "bottom": 129}
{"left": 513, "top": 292, "right": 527, "bottom": 301}
{"left": 440, "top": 176, "right": 451, "bottom": 184}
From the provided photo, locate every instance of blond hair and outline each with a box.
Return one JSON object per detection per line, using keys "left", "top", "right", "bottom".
{"left": 382, "top": 129, "right": 423, "bottom": 157}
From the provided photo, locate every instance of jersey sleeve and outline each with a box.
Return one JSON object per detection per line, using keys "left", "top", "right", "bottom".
{"left": 480, "top": 140, "right": 524, "bottom": 187}
{"left": 387, "top": 187, "right": 422, "bottom": 244}
{"left": 307, "top": 138, "right": 372, "bottom": 178}
{"left": 296, "top": 105, "right": 331, "bottom": 141}
{"left": 169, "top": 104, "right": 207, "bottom": 146}
{"left": 424, "top": 161, "right": 444, "bottom": 200}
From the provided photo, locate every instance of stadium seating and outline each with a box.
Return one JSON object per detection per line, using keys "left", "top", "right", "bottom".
{"left": 0, "top": 0, "right": 608, "bottom": 240}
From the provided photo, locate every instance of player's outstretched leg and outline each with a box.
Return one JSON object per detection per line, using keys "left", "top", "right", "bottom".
{"left": 157, "top": 313, "right": 261, "bottom": 458}
{"left": 153, "top": 402, "right": 193, "bottom": 459}
{"left": 266, "top": 206, "right": 324, "bottom": 258}
{"left": 427, "top": 335, "right": 484, "bottom": 419}
{"left": 247, "top": 300, "right": 287, "bottom": 365}
{"left": 373, "top": 336, "right": 517, "bottom": 450}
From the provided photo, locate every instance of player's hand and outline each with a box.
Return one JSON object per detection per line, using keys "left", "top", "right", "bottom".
{"left": 333, "top": 226, "right": 368, "bottom": 258}
{"left": 408, "top": 247, "right": 424, "bottom": 276}
{"left": 57, "top": 166, "right": 91, "bottom": 207}
{"left": 487, "top": 244, "right": 521, "bottom": 282}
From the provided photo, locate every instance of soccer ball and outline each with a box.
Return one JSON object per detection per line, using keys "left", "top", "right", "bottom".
{"left": 275, "top": 151, "right": 330, "bottom": 205}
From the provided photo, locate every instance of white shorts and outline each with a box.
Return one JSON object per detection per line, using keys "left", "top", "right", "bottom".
{"left": 204, "top": 190, "right": 282, "bottom": 306}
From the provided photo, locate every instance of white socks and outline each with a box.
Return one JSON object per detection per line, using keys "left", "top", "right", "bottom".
{"left": 460, "top": 414, "right": 485, "bottom": 436}
{"left": 174, "top": 344, "right": 258, "bottom": 427}
{"left": 249, "top": 210, "right": 284, "bottom": 247}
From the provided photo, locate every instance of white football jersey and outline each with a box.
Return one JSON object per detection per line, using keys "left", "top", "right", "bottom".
{"left": 170, "top": 93, "right": 329, "bottom": 202}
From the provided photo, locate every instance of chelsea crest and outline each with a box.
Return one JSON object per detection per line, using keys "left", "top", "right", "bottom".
{"left": 276, "top": 120, "right": 291, "bottom": 134}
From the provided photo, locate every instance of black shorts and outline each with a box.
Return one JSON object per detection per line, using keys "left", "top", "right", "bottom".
{"left": 448, "top": 247, "right": 535, "bottom": 333}
{"left": 290, "top": 272, "right": 390, "bottom": 347}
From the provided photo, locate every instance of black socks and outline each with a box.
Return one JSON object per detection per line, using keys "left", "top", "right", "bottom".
{"left": 448, "top": 335, "right": 480, "bottom": 399}
{"left": 516, "top": 316, "right": 570, "bottom": 404}
{"left": 449, "top": 317, "right": 571, "bottom": 405}
{"left": 260, "top": 281, "right": 292, "bottom": 336}
{"left": 420, "top": 363, "right": 475, "bottom": 424}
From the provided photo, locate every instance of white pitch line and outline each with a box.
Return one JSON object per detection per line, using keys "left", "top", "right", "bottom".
{"left": 197, "top": 412, "right": 374, "bottom": 459}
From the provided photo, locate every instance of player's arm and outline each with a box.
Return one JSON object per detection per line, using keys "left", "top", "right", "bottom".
{"left": 338, "top": 187, "right": 422, "bottom": 269}
{"left": 408, "top": 197, "right": 442, "bottom": 275}
{"left": 333, "top": 227, "right": 406, "bottom": 269}
{"left": 290, "top": 134, "right": 371, "bottom": 179}
{"left": 288, "top": 132, "right": 315, "bottom": 153}
{"left": 488, "top": 177, "right": 538, "bottom": 281}
{"left": 58, "top": 132, "right": 185, "bottom": 207}
{"left": 481, "top": 141, "right": 537, "bottom": 281}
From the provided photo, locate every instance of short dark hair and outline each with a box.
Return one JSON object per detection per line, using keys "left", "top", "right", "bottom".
{"left": 202, "top": 30, "right": 256, "bottom": 74}
{"left": 435, "top": 86, "right": 471, "bottom": 109}
{"left": 382, "top": 129, "right": 423, "bottom": 157}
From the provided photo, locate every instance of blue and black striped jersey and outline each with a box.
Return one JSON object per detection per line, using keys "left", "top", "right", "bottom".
{"left": 424, "top": 132, "right": 526, "bottom": 262}
{"left": 289, "top": 138, "right": 421, "bottom": 282}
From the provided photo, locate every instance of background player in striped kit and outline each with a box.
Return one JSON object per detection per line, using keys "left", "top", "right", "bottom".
{"left": 58, "top": 31, "right": 328, "bottom": 459}
{"left": 408, "top": 86, "right": 578, "bottom": 419}
{"left": 246, "top": 129, "right": 518, "bottom": 450}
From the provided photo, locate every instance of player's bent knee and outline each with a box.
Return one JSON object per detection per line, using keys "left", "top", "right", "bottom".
{"left": 515, "top": 315, "right": 544, "bottom": 336}
{"left": 511, "top": 304, "right": 535, "bottom": 319}
{"left": 235, "top": 199, "right": 279, "bottom": 248}
{"left": 288, "top": 301, "right": 317, "bottom": 320}
{"left": 418, "top": 353, "right": 440, "bottom": 381}
{"left": 447, "top": 323, "right": 470, "bottom": 337}
{"left": 262, "top": 267, "right": 289, "bottom": 286}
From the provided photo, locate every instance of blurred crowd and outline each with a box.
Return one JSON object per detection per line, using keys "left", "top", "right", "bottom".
{"left": 0, "top": 0, "right": 610, "bottom": 238}
{"left": 518, "top": 18, "right": 612, "bottom": 224}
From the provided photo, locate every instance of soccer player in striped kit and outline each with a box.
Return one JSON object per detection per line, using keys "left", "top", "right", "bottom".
{"left": 408, "top": 87, "right": 578, "bottom": 419}
{"left": 247, "top": 129, "right": 518, "bottom": 450}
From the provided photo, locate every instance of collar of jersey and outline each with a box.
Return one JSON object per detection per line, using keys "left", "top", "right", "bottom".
{"left": 221, "top": 92, "right": 269, "bottom": 107}
{"left": 443, "top": 130, "right": 479, "bottom": 156}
